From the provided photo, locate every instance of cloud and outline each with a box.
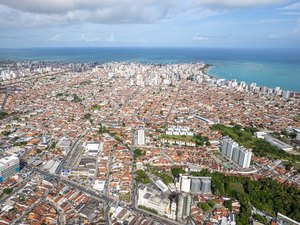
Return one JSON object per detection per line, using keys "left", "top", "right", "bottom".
{"left": 259, "top": 18, "right": 290, "bottom": 23}
{"left": 292, "top": 19, "right": 300, "bottom": 34}
{"left": 280, "top": 2, "right": 300, "bottom": 10}
{"left": 193, "top": 33, "right": 226, "bottom": 40}
{"left": 267, "top": 34, "right": 278, "bottom": 39}
{"left": 0, "top": 0, "right": 286, "bottom": 27}
{"left": 50, "top": 34, "right": 61, "bottom": 42}
{"left": 191, "top": 0, "right": 284, "bottom": 9}
{"left": 105, "top": 34, "right": 115, "bottom": 42}
{"left": 78, "top": 34, "right": 99, "bottom": 42}
{"left": 193, "top": 34, "right": 210, "bottom": 40}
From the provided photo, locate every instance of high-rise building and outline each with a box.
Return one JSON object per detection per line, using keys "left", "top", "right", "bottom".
{"left": 282, "top": 90, "right": 290, "bottom": 99}
{"left": 137, "top": 126, "right": 145, "bottom": 145}
{"left": 201, "top": 178, "right": 211, "bottom": 194}
{"left": 221, "top": 138, "right": 252, "bottom": 169}
{"left": 0, "top": 155, "right": 20, "bottom": 182}
{"left": 232, "top": 147, "right": 240, "bottom": 163}
{"left": 225, "top": 140, "right": 238, "bottom": 159}
{"left": 179, "top": 175, "right": 211, "bottom": 194}
{"left": 190, "top": 178, "right": 201, "bottom": 193}
{"left": 180, "top": 175, "right": 191, "bottom": 193}
{"left": 177, "top": 194, "right": 192, "bottom": 222}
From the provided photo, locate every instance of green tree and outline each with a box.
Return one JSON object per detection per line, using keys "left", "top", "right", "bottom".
{"left": 171, "top": 167, "right": 185, "bottom": 175}
{"left": 207, "top": 200, "right": 216, "bottom": 208}
{"left": 3, "top": 188, "right": 12, "bottom": 194}
{"left": 198, "top": 203, "right": 210, "bottom": 212}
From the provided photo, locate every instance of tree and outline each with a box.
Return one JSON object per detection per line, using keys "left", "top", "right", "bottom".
{"left": 171, "top": 167, "right": 185, "bottom": 175}
{"left": 198, "top": 203, "right": 210, "bottom": 212}
{"left": 135, "top": 170, "right": 150, "bottom": 184}
{"left": 0, "top": 111, "right": 8, "bottom": 119}
{"left": 134, "top": 148, "right": 145, "bottom": 160}
{"left": 71, "top": 94, "right": 82, "bottom": 102}
{"left": 224, "top": 200, "right": 232, "bottom": 210}
{"left": 3, "top": 188, "right": 12, "bottom": 194}
{"left": 207, "top": 200, "right": 216, "bottom": 208}
{"left": 83, "top": 113, "right": 91, "bottom": 120}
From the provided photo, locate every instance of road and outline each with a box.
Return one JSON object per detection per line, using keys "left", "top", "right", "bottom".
{"left": 11, "top": 187, "right": 52, "bottom": 225}
{"left": 29, "top": 166, "right": 179, "bottom": 225}
{"left": 47, "top": 198, "right": 66, "bottom": 225}
{"left": 1, "top": 70, "right": 70, "bottom": 87}
{"left": 164, "top": 83, "right": 181, "bottom": 125}
{"left": 57, "top": 130, "right": 90, "bottom": 175}
{"left": 0, "top": 173, "right": 35, "bottom": 205}
{"left": 160, "top": 146, "right": 174, "bottom": 163}
{"left": 130, "top": 126, "right": 136, "bottom": 207}
{"left": 0, "top": 92, "right": 8, "bottom": 111}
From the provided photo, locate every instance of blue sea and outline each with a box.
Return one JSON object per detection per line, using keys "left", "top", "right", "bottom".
{"left": 0, "top": 47, "right": 299, "bottom": 91}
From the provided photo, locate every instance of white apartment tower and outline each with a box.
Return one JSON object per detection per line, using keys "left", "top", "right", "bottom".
{"left": 0, "top": 155, "right": 20, "bottom": 182}
{"left": 137, "top": 126, "right": 145, "bottom": 145}
{"left": 221, "top": 138, "right": 252, "bottom": 169}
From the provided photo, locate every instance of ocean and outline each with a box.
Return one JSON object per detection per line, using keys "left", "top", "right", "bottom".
{"left": 0, "top": 47, "right": 299, "bottom": 91}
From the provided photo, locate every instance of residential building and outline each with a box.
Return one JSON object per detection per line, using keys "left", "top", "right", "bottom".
{"left": 0, "top": 155, "right": 20, "bottom": 182}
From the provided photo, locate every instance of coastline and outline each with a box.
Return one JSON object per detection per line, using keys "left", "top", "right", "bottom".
{"left": 0, "top": 57, "right": 298, "bottom": 92}
{"left": 201, "top": 63, "right": 212, "bottom": 78}
{"left": 202, "top": 63, "right": 299, "bottom": 92}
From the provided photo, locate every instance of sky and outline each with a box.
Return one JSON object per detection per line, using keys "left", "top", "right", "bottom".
{"left": 0, "top": 0, "right": 300, "bottom": 48}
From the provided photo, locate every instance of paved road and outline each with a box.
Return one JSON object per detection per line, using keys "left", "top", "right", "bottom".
{"left": 11, "top": 188, "right": 52, "bottom": 225}
{"left": 164, "top": 83, "right": 181, "bottom": 125}
{"left": 130, "top": 126, "right": 136, "bottom": 207}
{"left": 0, "top": 173, "right": 35, "bottom": 205}
{"left": 30, "top": 166, "right": 179, "bottom": 225}
{"left": 1, "top": 70, "right": 70, "bottom": 87}
{"left": 57, "top": 130, "right": 90, "bottom": 175}
{"left": 47, "top": 198, "right": 66, "bottom": 225}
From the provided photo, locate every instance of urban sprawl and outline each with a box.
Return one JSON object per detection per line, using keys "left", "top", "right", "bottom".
{"left": 0, "top": 61, "right": 300, "bottom": 225}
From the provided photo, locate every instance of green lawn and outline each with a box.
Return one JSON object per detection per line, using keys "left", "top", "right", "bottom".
{"left": 160, "top": 134, "right": 194, "bottom": 142}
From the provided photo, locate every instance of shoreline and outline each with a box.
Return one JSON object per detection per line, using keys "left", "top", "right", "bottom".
{"left": 202, "top": 63, "right": 298, "bottom": 93}
{"left": 0, "top": 59, "right": 298, "bottom": 93}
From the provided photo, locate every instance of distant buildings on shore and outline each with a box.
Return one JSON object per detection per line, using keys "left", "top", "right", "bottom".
{"left": 1, "top": 61, "right": 297, "bottom": 100}
{"left": 213, "top": 78, "right": 296, "bottom": 99}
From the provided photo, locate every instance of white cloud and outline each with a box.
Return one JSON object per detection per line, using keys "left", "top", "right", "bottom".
{"left": 191, "top": 0, "right": 283, "bottom": 8}
{"left": 106, "top": 34, "right": 115, "bottom": 42}
{"left": 49, "top": 34, "right": 61, "bottom": 42}
{"left": 280, "top": 2, "right": 300, "bottom": 10}
{"left": 0, "top": 0, "right": 286, "bottom": 27}
{"left": 267, "top": 34, "right": 278, "bottom": 39}
{"left": 292, "top": 19, "right": 300, "bottom": 34}
{"left": 259, "top": 18, "right": 290, "bottom": 23}
{"left": 193, "top": 34, "right": 210, "bottom": 40}
{"left": 78, "top": 34, "right": 99, "bottom": 42}
{"left": 193, "top": 33, "right": 227, "bottom": 40}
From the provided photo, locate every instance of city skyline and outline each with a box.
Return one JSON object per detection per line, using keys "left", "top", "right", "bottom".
{"left": 0, "top": 0, "right": 300, "bottom": 48}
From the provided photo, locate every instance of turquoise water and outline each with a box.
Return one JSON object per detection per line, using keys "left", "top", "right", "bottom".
{"left": 207, "top": 61, "right": 300, "bottom": 91}
{"left": 0, "top": 47, "right": 299, "bottom": 91}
